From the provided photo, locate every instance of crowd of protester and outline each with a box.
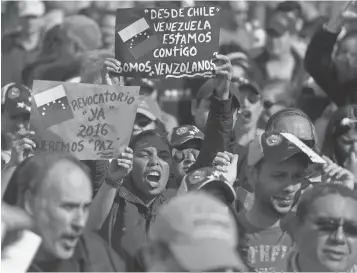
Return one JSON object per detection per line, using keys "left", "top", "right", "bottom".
{"left": 1, "top": 0, "right": 357, "bottom": 272}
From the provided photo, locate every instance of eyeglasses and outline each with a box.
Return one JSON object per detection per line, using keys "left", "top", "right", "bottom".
{"left": 172, "top": 148, "right": 199, "bottom": 162}
{"left": 307, "top": 216, "right": 357, "bottom": 238}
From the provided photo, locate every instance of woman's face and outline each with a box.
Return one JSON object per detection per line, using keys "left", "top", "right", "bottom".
{"left": 336, "top": 128, "right": 357, "bottom": 164}
{"left": 131, "top": 135, "right": 171, "bottom": 198}
{"left": 335, "top": 36, "right": 357, "bottom": 83}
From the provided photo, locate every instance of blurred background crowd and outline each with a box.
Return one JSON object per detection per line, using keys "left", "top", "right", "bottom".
{"left": 2, "top": 1, "right": 356, "bottom": 133}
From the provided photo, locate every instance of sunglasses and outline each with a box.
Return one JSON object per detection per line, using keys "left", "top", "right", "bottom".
{"left": 307, "top": 216, "right": 357, "bottom": 238}
{"left": 245, "top": 92, "right": 260, "bottom": 104}
{"left": 172, "top": 148, "right": 199, "bottom": 162}
{"left": 263, "top": 100, "right": 287, "bottom": 109}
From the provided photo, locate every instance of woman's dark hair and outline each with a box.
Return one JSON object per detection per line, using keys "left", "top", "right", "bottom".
{"left": 129, "top": 129, "right": 170, "bottom": 151}
{"left": 322, "top": 104, "right": 357, "bottom": 165}
{"left": 296, "top": 183, "right": 357, "bottom": 221}
{"left": 3, "top": 153, "right": 91, "bottom": 207}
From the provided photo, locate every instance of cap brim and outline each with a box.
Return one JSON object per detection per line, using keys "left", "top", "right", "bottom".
{"left": 170, "top": 240, "right": 246, "bottom": 272}
{"left": 198, "top": 180, "right": 237, "bottom": 205}
{"left": 172, "top": 135, "right": 204, "bottom": 147}
{"left": 280, "top": 132, "right": 326, "bottom": 164}
{"left": 137, "top": 108, "right": 156, "bottom": 121}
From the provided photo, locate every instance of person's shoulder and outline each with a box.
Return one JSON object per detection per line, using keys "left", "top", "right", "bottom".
{"left": 1, "top": 32, "right": 20, "bottom": 53}
{"left": 81, "top": 231, "right": 127, "bottom": 271}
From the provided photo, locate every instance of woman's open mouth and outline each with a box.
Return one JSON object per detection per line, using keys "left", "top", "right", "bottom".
{"left": 146, "top": 170, "right": 161, "bottom": 187}
{"left": 241, "top": 110, "right": 252, "bottom": 123}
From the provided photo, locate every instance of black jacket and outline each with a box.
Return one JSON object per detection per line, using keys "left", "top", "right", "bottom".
{"left": 305, "top": 27, "right": 357, "bottom": 106}
{"left": 188, "top": 94, "right": 248, "bottom": 212}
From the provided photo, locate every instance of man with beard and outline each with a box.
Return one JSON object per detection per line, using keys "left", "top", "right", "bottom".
{"left": 7, "top": 153, "right": 126, "bottom": 272}
{"left": 167, "top": 125, "right": 204, "bottom": 188}
{"left": 305, "top": 0, "right": 357, "bottom": 106}
{"left": 87, "top": 130, "right": 177, "bottom": 268}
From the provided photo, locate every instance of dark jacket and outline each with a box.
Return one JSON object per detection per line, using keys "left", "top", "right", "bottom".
{"left": 305, "top": 27, "right": 357, "bottom": 106}
{"left": 187, "top": 94, "right": 248, "bottom": 212}
{"left": 98, "top": 177, "right": 176, "bottom": 267}
{"left": 28, "top": 231, "right": 126, "bottom": 272}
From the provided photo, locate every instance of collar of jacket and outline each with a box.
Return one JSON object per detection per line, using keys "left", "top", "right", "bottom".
{"left": 117, "top": 177, "right": 177, "bottom": 214}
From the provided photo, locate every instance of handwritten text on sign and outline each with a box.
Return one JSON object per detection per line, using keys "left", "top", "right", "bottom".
{"left": 115, "top": 7, "right": 221, "bottom": 79}
{"left": 30, "top": 81, "right": 140, "bottom": 160}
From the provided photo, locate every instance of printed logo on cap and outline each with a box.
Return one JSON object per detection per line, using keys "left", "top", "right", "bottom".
{"left": 266, "top": 134, "right": 283, "bottom": 146}
{"left": 176, "top": 127, "right": 188, "bottom": 136}
{"left": 188, "top": 169, "right": 207, "bottom": 184}
{"left": 8, "top": 87, "right": 20, "bottom": 99}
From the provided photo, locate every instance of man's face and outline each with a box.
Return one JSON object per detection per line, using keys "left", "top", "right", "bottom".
{"left": 253, "top": 156, "right": 306, "bottom": 217}
{"left": 172, "top": 146, "right": 200, "bottom": 181}
{"left": 295, "top": 194, "right": 357, "bottom": 272}
{"left": 335, "top": 36, "right": 357, "bottom": 83}
{"left": 31, "top": 161, "right": 92, "bottom": 260}
{"left": 131, "top": 136, "right": 171, "bottom": 197}
{"left": 230, "top": 1, "right": 248, "bottom": 28}
{"left": 1, "top": 111, "right": 30, "bottom": 142}
{"left": 261, "top": 89, "right": 288, "bottom": 124}
{"left": 132, "top": 113, "right": 156, "bottom": 137}
{"left": 235, "top": 87, "right": 263, "bottom": 130}
{"left": 20, "top": 15, "right": 43, "bottom": 34}
{"left": 266, "top": 32, "right": 291, "bottom": 57}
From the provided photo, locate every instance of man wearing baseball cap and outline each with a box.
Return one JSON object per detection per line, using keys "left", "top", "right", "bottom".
{"left": 127, "top": 77, "right": 178, "bottom": 132}
{"left": 132, "top": 96, "right": 166, "bottom": 137}
{"left": 139, "top": 192, "right": 248, "bottom": 272}
{"left": 2, "top": 1, "right": 45, "bottom": 86}
{"left": 1, "top": 83, "right": 35, "bottom": 167}
{"left": 167, "top": 125, "right": 204, "bottom": 188}
{"left": 233, "top": 80, "right": 264, "bottom": 147}
{"left": 216, "top": 108, "right": 355, "bottom": 271}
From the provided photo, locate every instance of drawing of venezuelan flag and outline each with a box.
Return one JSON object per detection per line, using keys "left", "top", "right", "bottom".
{"left": 118, "top": 17, "right": 160, "bottom": 60}
{"left": 33, "top": 85, "right": 74, "bottom": 129}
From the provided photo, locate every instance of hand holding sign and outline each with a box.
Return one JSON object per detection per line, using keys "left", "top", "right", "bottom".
{"left": 212, "top": 54, "right": 233, "bottom": 100}
{"left": 213, "top": 151, "right": 239, "bottom": 185}
{"left": 321, "top": 155, "right": 355, "bottom": 190}
{"left": 106, "top": 146, "right": 134, "bottom": 187}
{"left": 9, "top": 130, "right": 36, "bottom": 166}
{"left": 101, "top": 58, "right": 122, "bottom": 86}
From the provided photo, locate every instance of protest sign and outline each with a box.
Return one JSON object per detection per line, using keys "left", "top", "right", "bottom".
{"left": 30, "top": 81, "right": 140, "bottom": 160}
{"left": 115, "top": 6, "right": 221, "bottom": 79}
